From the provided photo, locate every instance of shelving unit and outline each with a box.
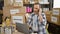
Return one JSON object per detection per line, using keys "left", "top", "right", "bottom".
{"left": 23, "top": 0, "right": 53, "bottom": 12}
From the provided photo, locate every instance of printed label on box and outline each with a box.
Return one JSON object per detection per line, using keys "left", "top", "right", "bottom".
{"left": 53, "top": 10, "right": 59, "bottom": 15}
{"left": 51, "top": 16, "right": 57, "bottom": 23}
{"left": 12, "top": 16, "right": 23, "bottom": 24}
{"left": 10, "top": 9, "right": 19, "bottom": 14}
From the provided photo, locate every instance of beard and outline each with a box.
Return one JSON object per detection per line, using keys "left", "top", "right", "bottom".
{"left": 34, "top": 9, "right": 39, "bottom": 15}
{"left": 35, "top": 10, "right": 39, "bottom": 13}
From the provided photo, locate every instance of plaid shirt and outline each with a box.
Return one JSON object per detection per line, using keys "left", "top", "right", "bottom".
{"left": 27, "top": 13, "right": 47, "bottom": 34}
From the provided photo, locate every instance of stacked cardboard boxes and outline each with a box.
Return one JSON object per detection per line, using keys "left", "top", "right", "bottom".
{"left": 51, "top": 8, "right": 60, "bottom": 25}
{"left": 45, "top": 9, "right": 60, "bottom": 25}
{"left": 3, "top": 7, "right": 26, "bottom": 20}
{"left": 3, "top": 1, "right": 26, "bottom": 33}
{"left": 3, "top": 0, "right": 26, "bottom": 24}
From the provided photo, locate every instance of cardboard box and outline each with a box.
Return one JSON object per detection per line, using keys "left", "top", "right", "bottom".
{"left": 46, "top": 15, "right": 51, "bottom": 22}
{"left": 13, "top": 0, "right": 23, "bottom": 7}
{"left": 4, "top": 0, "right": 23, "bottom": 7}
{"left": 52, "top": 8, "right": 60, "bottom": 16}
{"left": 51, "top": 15, "right": 60, "bottom": 25}
{"left": 3, "top": 7, "right": 26, "bottom": 20}
{"left": 11, "top": 13, "right": 26, "bottom": 24}
{"left": 45, "top": 11, "right": 52, "bottom": 22}
{"left": 4, "top": 0, "right": 13, "bottom": 6}
{"left": 45, "top": 11, "right": 52, "bottom": 15}
{"left": 23, "top": 0, "right": 30, "bottom": 4}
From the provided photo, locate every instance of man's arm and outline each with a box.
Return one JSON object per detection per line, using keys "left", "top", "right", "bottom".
{"left": 41, "top": 13, "right": 47, "bottom": 26}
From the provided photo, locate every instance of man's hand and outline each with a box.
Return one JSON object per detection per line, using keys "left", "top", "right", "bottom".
{"left": 39, "top": 15, "right": 43, "bottom": 23}
{"left": 39, "top": 9, "right": 43, "bottom": 23}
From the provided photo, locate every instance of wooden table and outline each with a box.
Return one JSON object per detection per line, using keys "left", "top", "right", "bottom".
{"left": 13, "top": 32, "right": 24, "bottom": 34}
{"left": 13, "top": 30, "right": 24, "bottom": 34}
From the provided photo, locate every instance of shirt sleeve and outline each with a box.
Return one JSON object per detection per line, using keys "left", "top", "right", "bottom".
{"left": 41, "top": 13, "right": 47, "bottom": 26}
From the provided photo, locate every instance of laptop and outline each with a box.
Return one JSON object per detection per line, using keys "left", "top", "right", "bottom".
{"left": 16, "top": 23, "right": 29, "bottom": 34}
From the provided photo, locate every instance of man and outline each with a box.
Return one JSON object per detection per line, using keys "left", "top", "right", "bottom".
{"left": 27, "top": 3, "right": 47, "bottom": 34}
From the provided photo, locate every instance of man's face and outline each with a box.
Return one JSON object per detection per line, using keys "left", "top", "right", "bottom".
{"left": 34, "top": 4, "right": 40, "bottom": 12}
